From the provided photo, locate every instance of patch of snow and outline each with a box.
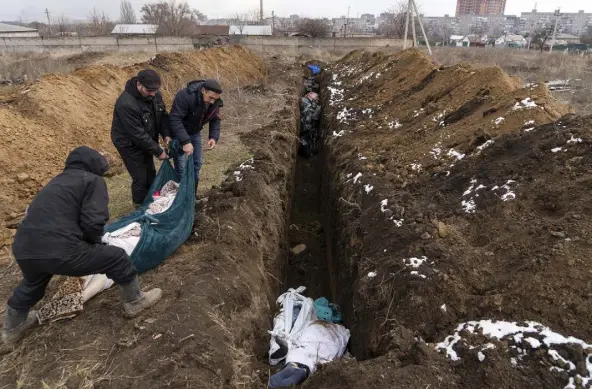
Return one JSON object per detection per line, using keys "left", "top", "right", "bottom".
{"left": 411, "top": 163, "right": 422, "bottom": 171}
{"left": 233, "top": 158, "right": 255, "bottom": 182}
{"left": 413, "top": 108, "right": 425, "bottom": 118}
{"left": 364, "top": 184, "right": 374, "bottom": 194}
{"left": 353, "top": 172, "right": 362, "bottom": 184}
{"left": 333, "top": 130, "right": 345, "bottom": 137}
{"left": 441, "top": 304, "right": 447, "bottom": 312}
{"left": 430, "top": 147, "right": 442, "bottom": 159}
{"left": 403, "top": 256, "right": 428, "bottom": 268}
{"left": 362, "top": 108, "right": 373, "bottom": 117}
{"left": 380, "top": 199, "right": 388, "bottom": 212}
{"left": 337, "top": 107, "right": 352, "bottom": 123}
{"left": 433, "top": 111, "right": 447, "bottom": 122}
{"left": 436, "top": 319, "right": 592, "bottom": 389}
{"left": 393, "top": 219, "right": 404, "bottom": 227}
{"left": 494, "top": 117, "right": 505, "bottom": 125}
{"left": 551, "top": 147, "right": 564, "bottom": 153}
{"left": 388, "top": 120, "right": 402, "bottom": 129}
{"left": 410, "top": 271, "right": 427, "bottom": 279}
{"left": 367, "top": 272, "right": 377, "bottom": 278}
{"left": 567, "top": 136, "right": 583, "bottom": 144}
{"left": 462, "top": 199, "right": 476, "bottom": 213}
{"left": 477, "top": 140, "right": 494, "bottom": 152}
{"left": 358, "top": 153, "right": 367, "bottom": 160}
{"left": 328, "top": 87, "right": 344, "bottom": 106}
{"left": 525, "top": 120, "right": 535, "bottom": 126}
{"left": 478, "top": 352, "right": 486, "bottom": 362}
{"left": 512, "top": 97, "right": 538, "bottom": 110}
{"left": 447, "top": 149, "right": 466, "bottom": 161}
{"left": 524, "top": 127, "right": 535, "bottom": 132}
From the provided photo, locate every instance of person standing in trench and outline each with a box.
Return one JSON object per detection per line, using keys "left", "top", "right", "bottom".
{"left": 111, "top": 69, "right": 171, "bottom": 207}
{"left": 169, "top": 79, "right": 223, "bottom": 194}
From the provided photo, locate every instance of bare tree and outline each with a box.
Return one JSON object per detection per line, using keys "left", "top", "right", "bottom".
{"left": 120, "top": 0, "right": 137, "bottom": 24}
{"left": 378, "top": 1, "right": 421, "bottom": 39}
{"left": 297, "top": 18, "right": 329, "bottom": 38}
{"left": 273, "top": 18, "right": 292, "bottom": 36}
{"left": 142, "top": 2, "right": 171, "bottom": 26}
{"left": 532, "top": 26, "right": 554, "bottom": 52}
{"left": 53, "top": 14, "right": 71, "bottom": 36}
{"left": 141, "top": 1, "right": 200, "bottom": 36}
{"left": 581, "top": 25, "right": 592, "bottom": 44}
{"left": 87, "top": 8, "right": 114, "bottom": 36}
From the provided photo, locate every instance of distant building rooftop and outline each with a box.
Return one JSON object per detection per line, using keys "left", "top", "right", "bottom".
{"left": 229, "top": 25, "right": 272, "bottom": 36}
{"left": 111, "top": 24, "right": 159, "bottom": 35}
{"left": 0, "top": 23, "right": 37, "bottom": 33}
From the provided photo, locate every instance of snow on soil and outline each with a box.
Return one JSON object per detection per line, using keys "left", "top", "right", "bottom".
{"left": 436, "top": 320, "right": 592, "bottom": 389}
{"left": 388, "top": 120, "right": 402, "bottom": 129}
{"left": 512, "top": 97, "right": 539, "bottom": 110}
{"left": 380, "top": 199, "right": 404, "bottom": 227}
{"left": 402, "top": 256, "right": 435, "bottom": 279}
{"left": 233, "top": 158, "right": 255, "bottom": 182}
{"left": 462, "top": 179, "right": 517, "bottom": 213}
{"left": 477, "top": 140, "right": 495, "bottom": 152}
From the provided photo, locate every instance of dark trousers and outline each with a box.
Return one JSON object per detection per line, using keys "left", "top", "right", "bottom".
{"left": 8, "top": 243, "right": 138, "bottom": 312}
{"left": 116, "top": 145, "right": 156, "bottom": 205}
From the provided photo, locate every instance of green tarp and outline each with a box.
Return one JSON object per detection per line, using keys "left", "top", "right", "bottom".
{"left": 104, "top": 141, "right": 195, "bottom": 273}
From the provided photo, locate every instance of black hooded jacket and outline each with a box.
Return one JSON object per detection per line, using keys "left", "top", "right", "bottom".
{"left": 169, "top": 80, "right": 222, "bottom": 145}
{"left": 12, "top": 147, "right": 111, "bottom": 259}
{"left": 111, "top": 77, "right": 170, "bottom": 157}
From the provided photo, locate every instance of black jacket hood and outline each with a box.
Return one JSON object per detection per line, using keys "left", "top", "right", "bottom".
{"left": 65, "top": 146, "right": 109, "bottom": 177}
{"left": 125, "top": 77, "right": 142, "bottom": 99}
{"left": 186, "top": 80, "right": 206, "bottom": 94}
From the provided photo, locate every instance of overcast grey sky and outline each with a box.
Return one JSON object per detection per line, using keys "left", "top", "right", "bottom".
{"left": 2, "top": 0, "right": 590, "bottom": 22}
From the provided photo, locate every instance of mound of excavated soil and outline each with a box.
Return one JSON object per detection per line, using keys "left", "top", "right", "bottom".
{"left": 0, "top": 46, "right": 266, "bottom": 248}
{"left": 318, "top": 48, "right": 592, "bottom": 388}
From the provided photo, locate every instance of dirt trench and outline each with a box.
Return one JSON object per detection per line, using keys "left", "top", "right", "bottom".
{"left": 2, "top": 47, "right": 591, "bottom": 389}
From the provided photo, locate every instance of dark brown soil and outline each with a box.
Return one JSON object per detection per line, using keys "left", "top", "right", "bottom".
{"left": 2, "top": 46, "right": 591, "bottom": 389}
{"left": 314, "top": 48, "right": 592, "bottom": 388}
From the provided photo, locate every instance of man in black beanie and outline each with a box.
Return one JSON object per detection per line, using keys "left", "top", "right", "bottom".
{"left": 111, "top": 69, "right": 171, "bottom": 206}
{"left": 169, "top": 79, "right": 223, "bottom": 193}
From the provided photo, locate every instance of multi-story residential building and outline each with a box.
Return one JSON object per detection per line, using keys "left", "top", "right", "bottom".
{"left": 520, "top": 10, "right": 592, "bottom": 36}
{"left": 456, "top": 0, "right": 506, "bottom": 17}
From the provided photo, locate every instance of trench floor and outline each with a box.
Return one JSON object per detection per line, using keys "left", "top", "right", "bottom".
{"left": 285, "top": 154, "right": 331, "bottom": 301}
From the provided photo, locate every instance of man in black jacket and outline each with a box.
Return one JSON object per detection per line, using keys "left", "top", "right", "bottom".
{"left": 111, "top": 69, "right": 171, "bottom": 206}
{"left": 169, "top": 79, "right": 223, "bottom": 191}
{"left": 2, "top": 147, "right": 162, "bottom": 347}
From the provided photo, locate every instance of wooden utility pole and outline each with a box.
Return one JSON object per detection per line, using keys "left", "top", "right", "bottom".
{"left": 45, "top": 8, "right": 52, "bottom": 36}
{"left": 403, "top": 0, "right": 432, "bottom": 55}
{"left": 549, "top": 8, "right": 560, "bottom": 53}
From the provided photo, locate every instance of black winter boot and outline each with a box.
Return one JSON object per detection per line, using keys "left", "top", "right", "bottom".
{"left": 119, "top": 277, "right": 162, "bottom": 318}
{"left": 2, "top": 306, "right": 38, "bottom": 346}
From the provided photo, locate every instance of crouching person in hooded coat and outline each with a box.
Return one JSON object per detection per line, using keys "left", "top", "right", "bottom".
{"left": 2, "top": 146, "right": 162, "bottom": 348}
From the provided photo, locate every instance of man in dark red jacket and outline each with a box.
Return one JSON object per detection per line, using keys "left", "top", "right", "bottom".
{"left": 2, "top": 147, "right": 162, "bottom": 347}
{"left": 169, "top": 79, "right": 223, "bottom": 192}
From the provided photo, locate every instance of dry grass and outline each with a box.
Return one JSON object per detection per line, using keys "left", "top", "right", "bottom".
{"left": 0, "top": 53, "right": 74, "bottom": 83}
{"left": 432, "top": 47, "right": 592, "bottom": 115}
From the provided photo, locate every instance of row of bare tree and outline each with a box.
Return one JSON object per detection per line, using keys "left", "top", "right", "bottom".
{"left": 31, "top": 0, "right": 205, "bottom": 37}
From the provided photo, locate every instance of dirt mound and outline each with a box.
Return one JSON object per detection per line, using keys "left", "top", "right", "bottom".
{"left": 319, "top": 48, "right": 592, "bottom": 388}
{"left": 0, "top": 46, "right": 266, "bottom": 248}
{"left": 0, "top": 53, "right": 299, "bottom": 389}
